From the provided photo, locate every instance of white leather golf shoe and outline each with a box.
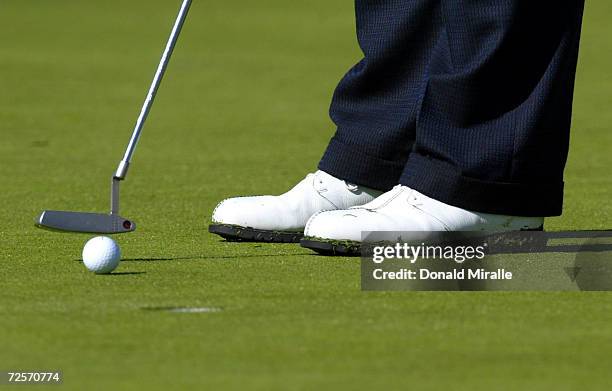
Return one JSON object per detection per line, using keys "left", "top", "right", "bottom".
{"left": 301, "top": 185, "right": 544, "bottom": 255}
{"left": 209, "top": 170, "right": 382, "bottom": 242}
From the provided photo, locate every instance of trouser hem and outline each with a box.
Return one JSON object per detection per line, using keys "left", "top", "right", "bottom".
{"left": 399, "top": 153, "right": 563, "bottom": 216}
{"left": 318, "top": 137, "right": 404, "bottom": 191}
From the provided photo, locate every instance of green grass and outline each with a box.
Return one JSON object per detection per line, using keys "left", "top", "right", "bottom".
{"left": 1, "top": 0, "right": 611, "bottom": 389}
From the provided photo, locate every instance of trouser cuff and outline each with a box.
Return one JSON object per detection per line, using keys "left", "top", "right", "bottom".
{"left": 318, "top": 137, "right": 403, "bottom": 191}
{"left": 400, "top": 153, "right": 563, "bottom": 216}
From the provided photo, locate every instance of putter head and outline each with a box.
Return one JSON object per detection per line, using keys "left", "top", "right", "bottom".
{"left": 35, "top": 210, "right": 136, "bottom": 234}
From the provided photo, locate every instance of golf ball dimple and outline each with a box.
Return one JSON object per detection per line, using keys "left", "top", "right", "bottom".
{"left": 82, "top": 236, "right": 121, "bottom": 274}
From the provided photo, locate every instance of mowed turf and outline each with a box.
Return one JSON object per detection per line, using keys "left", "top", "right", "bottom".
{"left": 1, "top": 1, "right": 611, "bottom": 390}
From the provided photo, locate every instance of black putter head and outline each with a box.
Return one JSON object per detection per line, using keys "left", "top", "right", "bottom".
{"left": 36, "top": 210, "right": 135, "bottom": 234}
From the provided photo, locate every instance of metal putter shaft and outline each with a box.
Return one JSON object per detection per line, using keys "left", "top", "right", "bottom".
{"left": 36, "top": 0, "right": 192, "bottom": 234}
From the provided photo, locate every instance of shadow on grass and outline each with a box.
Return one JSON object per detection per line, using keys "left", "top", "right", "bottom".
{"left": 123, "top": 253, "right": 313, "bottom": 262}
{"left": 107, "top": 271, "right": 146, "bottom": 276}
{"left": 73, "top": 252, "right": 312, "bottom": 262}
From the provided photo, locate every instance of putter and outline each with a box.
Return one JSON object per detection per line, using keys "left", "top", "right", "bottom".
{"left": 36, "top": 0, "right": 192, "bottom": 234}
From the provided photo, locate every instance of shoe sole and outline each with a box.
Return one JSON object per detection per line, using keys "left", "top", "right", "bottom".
{"left": 300, "top": 226, "right": 545, "bottom": 256}
{"left": 300, "top": 237, "right": 361, "bottom": 256}
{"left": 209, "top": 224, "right": 302, "bottom": 243}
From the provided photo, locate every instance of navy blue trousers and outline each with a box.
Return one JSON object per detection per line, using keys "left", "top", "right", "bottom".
{"left": 319, "top": 0, "right": 585, "bottom": 216}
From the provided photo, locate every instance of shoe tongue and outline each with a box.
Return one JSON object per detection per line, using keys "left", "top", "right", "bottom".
{"left": 352, "top": 185, "right": 408, "bottom": 210}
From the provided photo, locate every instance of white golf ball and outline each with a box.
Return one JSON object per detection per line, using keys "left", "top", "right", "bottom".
{"left": 82, "top": 236, "right": 121, "bottom": 274}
